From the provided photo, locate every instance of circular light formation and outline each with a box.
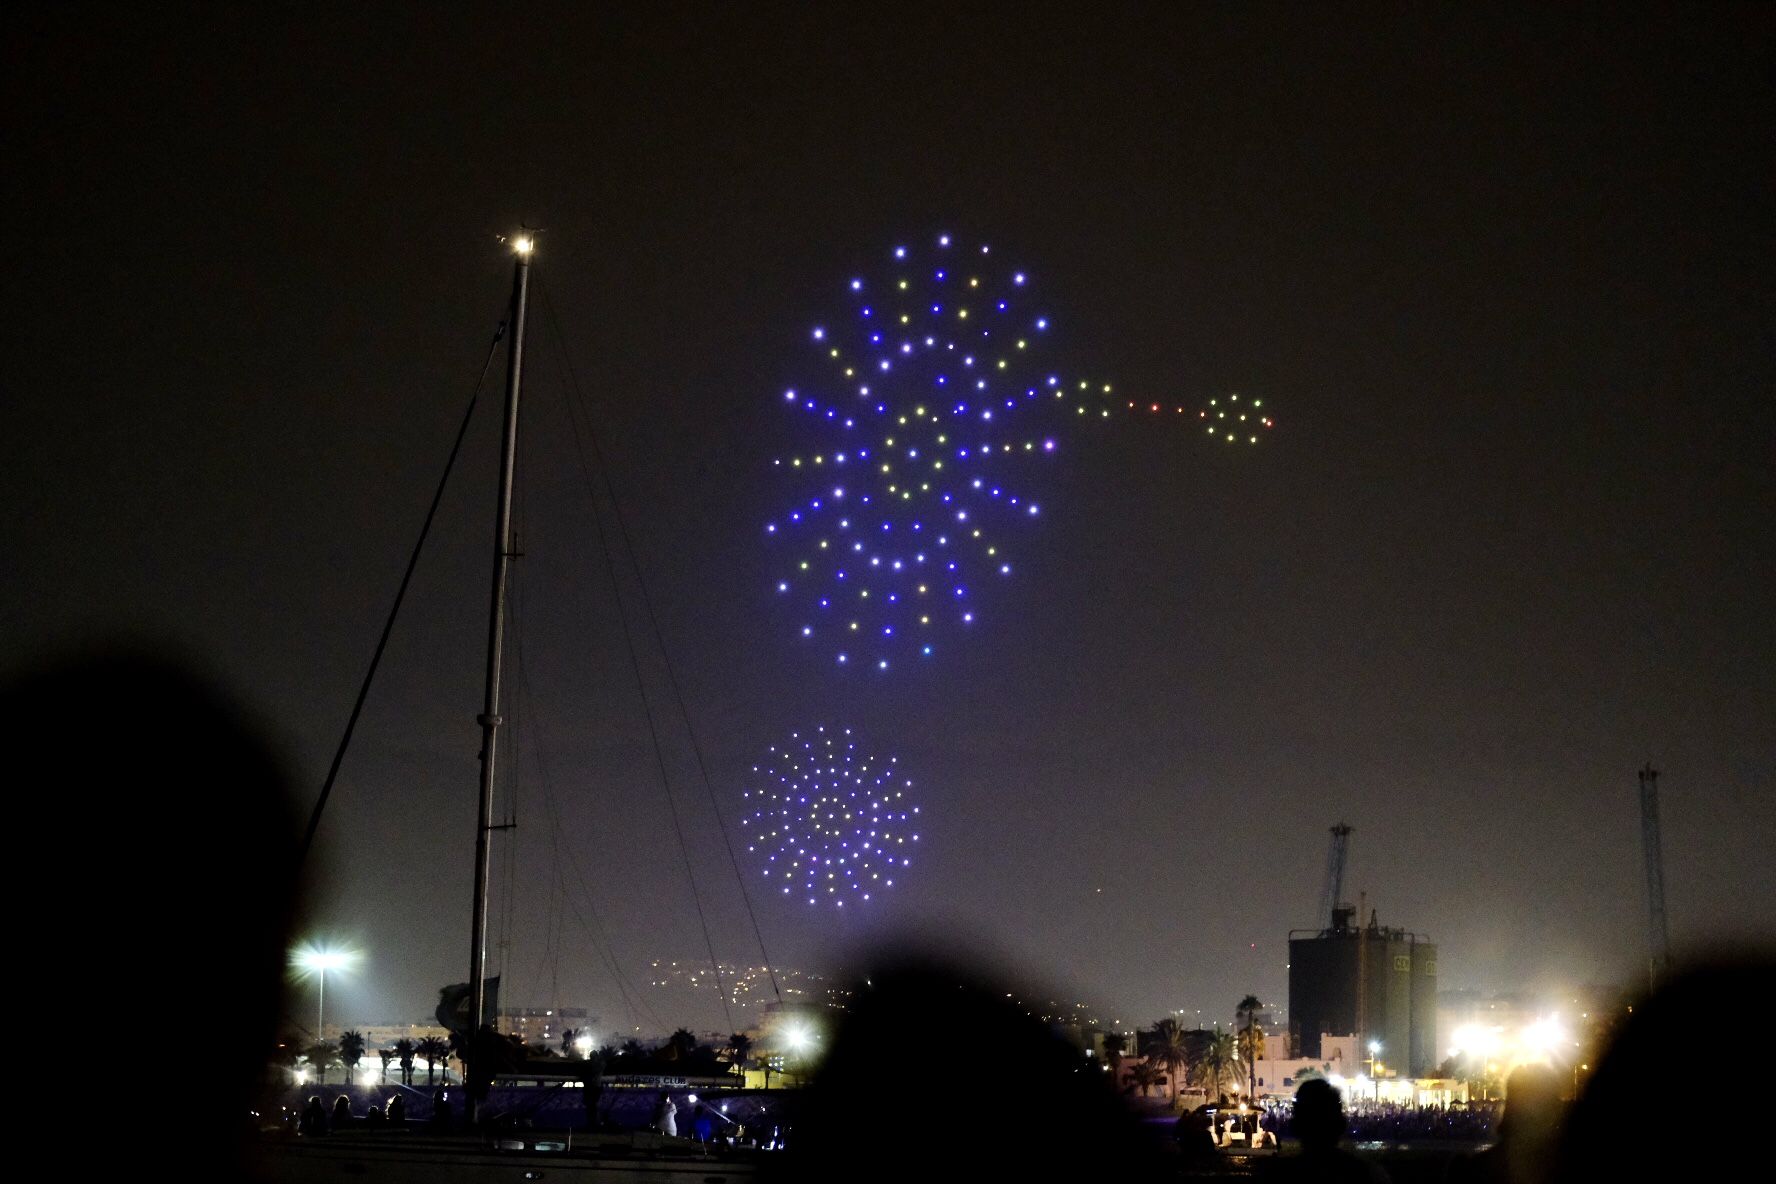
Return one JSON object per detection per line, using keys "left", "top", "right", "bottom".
{"left": 767, "top": 234, "right": 1096, "bottom": 669}
{"left": 741, "top": 725, "right": 921, "bottom": 907}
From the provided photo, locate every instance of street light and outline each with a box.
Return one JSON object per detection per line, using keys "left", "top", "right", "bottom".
{"left": 291, "top": 945, "right": 358, "bottom": 1043}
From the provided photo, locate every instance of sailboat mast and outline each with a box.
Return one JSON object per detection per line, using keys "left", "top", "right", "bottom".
{"left": 467, "top": 234, "right": 533, "bottom": 1122}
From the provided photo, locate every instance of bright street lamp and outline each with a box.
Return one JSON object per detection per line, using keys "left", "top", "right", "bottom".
{"left": 291, "top": 945, "right": 358, "bottom": 1045}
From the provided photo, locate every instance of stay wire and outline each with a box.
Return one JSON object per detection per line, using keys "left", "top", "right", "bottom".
{"left": 582, "top": 425, "right": 736, "bottom": 1032}
{"left": 537, "top": 277, "right": 782, "bottom": 1007}
{"left": 517, "top": 654, "right": 668, "bottom": 1033}
{"left": 300, "top": 317, "right": 508, "bottom": 863}
{"left": 532, "top": 279, "right": 737, "bottom": 1029}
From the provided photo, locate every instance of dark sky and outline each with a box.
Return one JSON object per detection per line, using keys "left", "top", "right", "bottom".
{"left": 5, "top": 4, "right": 1772, "bottom": 1038}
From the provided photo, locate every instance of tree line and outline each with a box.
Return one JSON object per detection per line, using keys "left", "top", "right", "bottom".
{"left": 273, "top": 1027, "right": 761, "bottom": 1087}
{"left": 1111, "top": 994, "right": 1267, "bottom": 1105}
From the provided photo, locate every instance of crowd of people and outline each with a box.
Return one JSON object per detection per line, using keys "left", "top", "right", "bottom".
{"left": 1337, "top": 1101, "right": 1497, "bottom": 1144}
{"left": 293, "top": 1088, "right": 460, "bottom": 1136}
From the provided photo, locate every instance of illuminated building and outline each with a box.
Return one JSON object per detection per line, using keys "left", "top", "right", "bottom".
{"left": 498, "top": 1006, "right": 595, "bottom": 1047}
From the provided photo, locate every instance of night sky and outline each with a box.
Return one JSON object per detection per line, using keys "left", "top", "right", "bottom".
{"left": 5, "top": 5, "right": 1771, "bottom": 1037}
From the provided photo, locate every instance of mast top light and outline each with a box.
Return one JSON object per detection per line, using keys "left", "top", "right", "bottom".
{"left": 513, "top": 235, "right": 535, "bottom": 256}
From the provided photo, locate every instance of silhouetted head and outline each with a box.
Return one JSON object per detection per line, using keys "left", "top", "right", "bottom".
{"left": 7, "top": 651, "right": 299, "bottom": 1174}
{"left": 1291, "top": 1078, "right": 1346, "bottom": 1150}
{"left": 1555, "top": 960, "right": 1772, "bottom": 1182}
{"left": 772, "top": 952, "right": 1164, "bottom": 1182}
{"left": 1499, "top": 1062, "right": 1562, "bottom": 1140}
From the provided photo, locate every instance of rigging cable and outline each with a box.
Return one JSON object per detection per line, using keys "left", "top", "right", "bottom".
{"left": 576, "top": 423, "right": 736, "bottom": 1033}
{"left": 517, "top": 652, "right": 671, "bottom": 1033}
{"left": 299, "top": 317, "right": 508, "bottom": 862}
{"left": 537, "top": 277, "right": 783, "bottom": 1007}
{"left": 532, "top": 278, "right": 740, "bottom": 1028}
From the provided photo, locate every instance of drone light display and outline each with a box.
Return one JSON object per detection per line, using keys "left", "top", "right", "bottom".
{"left": 1195, "top": 392, "right": 1273, "bottom": 444}
{"left": 766, "top": 234, "right": 1273, "bottom": 668}
{"left": 741, "top": 725, "right": 920, "bottom": 907}
{"left": 764, "top": 235, "right": 1120, "bottom": 670}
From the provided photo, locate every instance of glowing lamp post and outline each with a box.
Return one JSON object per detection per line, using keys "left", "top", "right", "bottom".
{"left": 293, "top": 947, "right": 357, "bottom": 1042}
{"left": 776, "top": 1023, "right": 817, "bottom": 1087}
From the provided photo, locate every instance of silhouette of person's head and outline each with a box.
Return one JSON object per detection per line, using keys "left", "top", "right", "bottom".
{"left": 1499, "top": 1063, "right": 1561, "bottom": 1141}
{"left": 776, "top": 952, "right": 1164, "bottom": 1182}
{"left": 1555, "top": 960, "right": 1772, "bottom": 1183}
{"left": 1291, "top": 1078, "right": 1346, "bottom": 1152}
{"left": 8, "top": 651, "right": 300, "bottom": 1175}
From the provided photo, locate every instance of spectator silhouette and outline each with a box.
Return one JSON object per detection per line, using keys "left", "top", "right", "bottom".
{"left": 1553, "top": 960, "right": 1771, "bottom": 1183}
{"left": 1449, "top": 1064, "right": 1561, "bottom": 1184}
{"left": 299, "top": 1095, "right": 329, "bottom": 1137}
{"left": 333, "top": 1095, "right": 354, "bottom": 1127}
{"left": 387, "top": 1094, "right": 407, "bottom": 1126}
{"left": 769, "top": 950, "right": 1165, "bottom": 1182}
{"left": 7, "top": 651, "right": 300, "bottom": 1178}
{"left": 1263, "top": 1079, "right": 1389, "bottom": 1183}
{"left": 1173, "top": 1105, "right": 1220, "bottom": 1166}
{"left": 428, "top": 1089, "right": 456, "bottom": 1132}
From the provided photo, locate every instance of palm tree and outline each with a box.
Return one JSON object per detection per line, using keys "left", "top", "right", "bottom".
{"left": 1236, "top": 1025, "right": 1267, "bottom": 1097}
{"left": 665, "top": 1028, "right": 697, "bottom": 1062}
{"left": 1236, "top": 995, "right": 1263, "bottom": 1100}
{"left": 338, "top": 1030, "right": 367, "bottom": 1080}
{"left": 1142, "top": 1018, "right": 1191, "bottom": 1107}
{"left": 561, "top": 1028, "right": 580, "bottom": 1056}
{"left": 727, "top": 1032, "right": 754, "bottom": 1080}
{"left": 415, "top": 1036, "right": 450, "bottom": 1085}
{"left": 1127, "top": 1060, "right": 1165, "bottom": 1098}
{"left": 1197, "top": 1026, "right": 1237, "bottom": 1102}
{"left": 304, "top": 1041, "right": 340, "bottom": 1085}
{"left": 394, "top": 1038, "right": 416, "bottom": 1086}
{"left": 1101, "top": 1029, "right": 1129, "bottom": 1086}
{"left": 378, "top": 1049, "right": 393, "bottom": 1082}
